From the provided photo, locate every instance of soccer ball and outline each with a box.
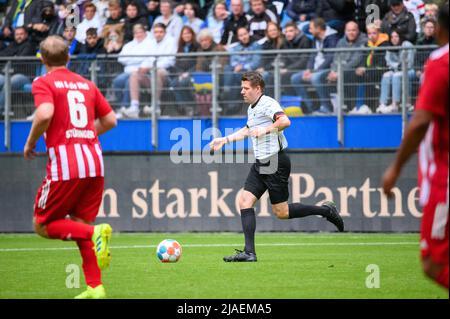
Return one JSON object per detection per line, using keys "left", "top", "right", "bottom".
{"left": 156, "top": 239, "right": 182, "bottom": 263}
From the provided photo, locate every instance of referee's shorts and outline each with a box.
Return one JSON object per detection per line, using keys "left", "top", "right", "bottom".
{"left": 244, "top": 149, "right": 291, "bottom": 205}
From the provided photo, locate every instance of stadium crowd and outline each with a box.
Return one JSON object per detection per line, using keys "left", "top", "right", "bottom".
{"left": 0, "top": 0, "right": 442, "bottom": 117}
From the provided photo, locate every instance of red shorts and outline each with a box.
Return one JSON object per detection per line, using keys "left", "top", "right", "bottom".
{"left": 420, "top": 185, "right": 449, "bottom": 265}
{"left": 34, "top": 177, "right": 104, "bottom": 225}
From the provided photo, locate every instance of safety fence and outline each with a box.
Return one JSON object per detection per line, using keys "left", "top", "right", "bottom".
{"left": 0, "top": 45, "right": 437, "bottom": 151}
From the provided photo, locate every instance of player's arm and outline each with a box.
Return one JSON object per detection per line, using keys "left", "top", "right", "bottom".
{"left": 209, "top": 126, "right": 250, "bottom": 151}
{"left": 94, "top": 85, "right": 117, "bottom": 135}
{"left": 95, "top": 111, "right": 117, "bottom": 136}
{"left": 250, "top": 113, "right": 291, "bottom": 138}
{"left": 24, "top": 102, "right": 54, "bottom": 160}
{"left": 382, "top": 109, "right": 433, "bottom": 197}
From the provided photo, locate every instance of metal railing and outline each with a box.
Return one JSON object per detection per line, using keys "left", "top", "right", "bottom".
{"left": 0, "top": 45, "right": 437, "bottom": 151}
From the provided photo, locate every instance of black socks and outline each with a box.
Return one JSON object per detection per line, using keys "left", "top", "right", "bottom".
{"left": 288, "top": 203, "right": 330, "bottom": 219}
{"left": 240, "top": 208, "right": 256, "bottom": 254}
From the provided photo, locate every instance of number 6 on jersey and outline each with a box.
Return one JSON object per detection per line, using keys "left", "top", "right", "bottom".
{"left": 67, "top": 90, "right": 88, "bottom": 128}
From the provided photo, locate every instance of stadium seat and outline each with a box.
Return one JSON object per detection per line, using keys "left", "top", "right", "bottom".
{"left": 281, "top": 95, "right": 303, "bottom": 117}
{"left": 191, "top": 72, "right": 213, "bottom": 116}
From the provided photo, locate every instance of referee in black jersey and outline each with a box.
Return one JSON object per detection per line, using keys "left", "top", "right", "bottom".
{"left": 210, "top": 72, "right": 344, "bottom": 262}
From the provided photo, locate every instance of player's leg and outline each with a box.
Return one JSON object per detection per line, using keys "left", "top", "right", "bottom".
{"left": 223, "top": 164, "right": 266, "bottom": 262}
{"left": 69, "top": 216, "right": 106, "bottom": 299}
{"left": 33, "top": 179, "right": 95, "bottom": 241}
{"left": 422, "top": 256, "right": 449, "bottom": 289}
{"left": 73, "top": 177, "right": 112, "bottom": 271}
{"left": 239, "top": 190, "right": 259, "bottom": 254}
{"left": 420, "top": 193, "right": 449, "bottom": 289}
{"left": 72, "top": 177, "right": 112, "bottom": 299}
{"left": 268, "top": 151, "right": 344, "bottom": 231}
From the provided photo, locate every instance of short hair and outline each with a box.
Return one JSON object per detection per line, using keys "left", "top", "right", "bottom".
{"left": 236, "top": 25, "right": 249, "bottom": 34}
{"left": 311, "top": 18, "right": 327, "bottom": 31}
{"left": 133, "top": 23, "right": 146, "bottom": 33}
{"left": 153, "top": 22, "right": 167, "bottom": 31}
{"left": 160, "top": 0, "right": 173, "bottom": 8}
{"left": 126, "top": 1, "right": 140, "bottom": 9}
{"left": 242, "top": 71, "right": 265, "bottom": 92}
{"left": 108, "top": 0, "right": 121, "bottom": 8}
{"left": 366, "top": 23, "right": 380, "bottom": 32}
{"left": 86, "top": 27, "right": 98, "bottom": 37}
{"left": 422, "top": 17, "right": 437, "bottom": 27}
{"left": 197, "top": 28, "right": 213, "bottom": 41}
{"left": 284, "top": 22, "right": 299, "bottom": 31}
{"left": 84, "top": 2, "right": 97, "bottom": 11}
{"left": 250, "top": 0, "right": 265, "bottom": 6}
{"left": 438, "top": 1, "right": 449, "bottom": 32}
{"left": 14, "top": 26, "right": 27, "bottom": 33}
{"left": 40, "top": 35, "right": 69, "bottom": 67}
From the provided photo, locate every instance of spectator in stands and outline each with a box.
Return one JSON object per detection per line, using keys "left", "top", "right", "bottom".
{"left": 257, "top": 21, "right": 286, "bottom": 95}
{"left": 62, "top": 24, "right": 82, "bottom": 56}
{"left": 146, "top": 0, "right": 161, "bottom": 29}
{"left": 112, "top": 23, "right": 152, "bottom": 114}
{"left": 315, "top": 0, "right": 355, "bottom": 36}
{"left": 123, "top": 1, "right": 149, "bottom": 43}
{"left": 221, "top": 0, "right": 248, "bottom": 47}
{"left": 247, "top": 0, "right": 279, "bottom": 41}
{"left": 0, "top": 26, "right": 36, "bottom": 56}
{"left": 168, "top": 26, "right": 200, "bottom": 115}
{"left": 104, "top": 0, "right": 125, "bottom": 28}
{"left": 0, "top": 27, "right": 36, "bottom": 115}
{"left": 247, "top": 0, "right": 280, "bottom": 17}
{"left": 104, "top": 26, "right": 125, "bottom": 54}
{"left": 80, "top": 27, "right": 106, "bottom": 55}
{"left": 403, "top": 0, "right": 425, "bottom": 33}
{"left": 423, "top": 2, "right": 439, "bottom": 20}
{"left": 223, "top": 26, "right": 261, "bottom": 111}
{"left": 377, "top": 29, "right": 415, "bottom": 114}
{"left": 417, "top": 17, "right": 437, "bottom": 45}
{"left": 153, "top": 0, "right": 183, "bottom": 41}
{"left": 381, "top": 0, "right": 417, "bottom": 43}
{"left": 325, "top": 21, "right": 368, "bottom": 113}
{"left": 1, "top": 0, "right": 42, "bottom": 41}
{"left": 355, "top": 1, "right": 390, "bottom": 33}
{"left": 126, "top": 23, "right": 177, "bottom": 117}
{"left": 415, "top": 17, "right": 437, "bottom": 87}
{"left": 290, "top": 18, "right": 340, "bottom": 114}
{"left": 354, "top": 23, "right": 390, "bottom": 112}
{"left": 182, "top": 2, "right": 204, "bottom": 34}
{"left": 77, "top": 27, "right": 106, "bottom": 77}
{"left": 195, "top": 28, "right": 227, "bottom": 72}
{"left": 279, "top": 22, "right": 312, "bottom": 95}
{"left": 201, "top": 1, "right": 229, "bottom": 44}
{"left": 195, "top": 28, "right": 228, "bottom": 115}
{"left": 286, "top": 0, "right": 317, "bottom": 23}
{"left": 75, "top": 2, "right": 104, "bottom": 44}
{"left": 27, "top": 1, "right": 59, "bottom": 45}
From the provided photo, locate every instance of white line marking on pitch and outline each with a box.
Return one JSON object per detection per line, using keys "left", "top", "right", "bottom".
{"left": 0, "top": 242, "right": 417, "bottom": 252}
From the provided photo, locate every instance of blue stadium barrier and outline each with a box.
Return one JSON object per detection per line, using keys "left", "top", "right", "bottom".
{"left": 0, "top": 115, "right": 403, "bottom": 153}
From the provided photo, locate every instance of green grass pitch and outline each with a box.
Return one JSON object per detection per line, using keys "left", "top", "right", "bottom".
{"left": 0, "top": 232, "right": 447, "bottom": 299}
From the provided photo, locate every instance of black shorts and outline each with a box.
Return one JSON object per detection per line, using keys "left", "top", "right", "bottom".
{"left": 244, "top": 150, "right": 291, "bottom": 205}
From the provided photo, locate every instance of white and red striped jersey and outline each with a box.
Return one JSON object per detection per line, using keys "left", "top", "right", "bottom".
{"left": 416, "top": 44, "right": 449, "bottom": 206}
{"left": 32, "top": 68, "right": 112, "bottom": 181}
{"left": 403, "top": 0, "right": 426, "bottom": 32}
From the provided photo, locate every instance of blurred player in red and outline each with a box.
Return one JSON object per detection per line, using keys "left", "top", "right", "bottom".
{"left": 383, "top": 2, "right": 449, "bottom": 290}
{"left": 24, "top": 36, "right": 117, "bottom": 298}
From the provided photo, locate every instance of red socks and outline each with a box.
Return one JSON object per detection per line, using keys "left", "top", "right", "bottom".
{"left": 77, "top": 240, "right": 102, "bottom": 288}
{"left": 46, "top": 219, "right": 94, "bottom": 241}
{"left": 45, "top": 219, "right": 101, "bottom": 288}
{"left": 437, "top": 265, "right": 449, "bottom": 289}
